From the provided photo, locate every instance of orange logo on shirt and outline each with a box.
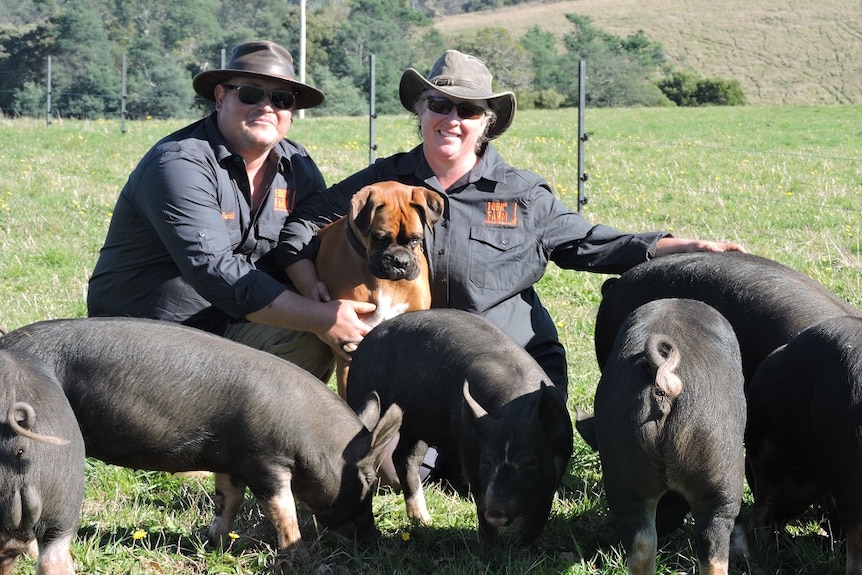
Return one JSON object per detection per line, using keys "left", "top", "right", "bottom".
{"left": 274, "top": 188, "right": 292, "bottom": 212}
{"left": 485, "top": 201, "right": 518, "bottom": 226}
{"left": 222, "top": 211, "right": 236, "bottom": 220}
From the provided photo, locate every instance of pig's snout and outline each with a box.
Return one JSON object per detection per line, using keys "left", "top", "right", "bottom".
{"left": 327, "top": 519, "right": 380, "bottom": 545}
{"left": 483, "top": 508, "right": 513, "bottom": 528}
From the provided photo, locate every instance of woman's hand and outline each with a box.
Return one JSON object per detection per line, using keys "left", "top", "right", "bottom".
{"left": 655, "top": 237, "right": 747, "bottom": 257}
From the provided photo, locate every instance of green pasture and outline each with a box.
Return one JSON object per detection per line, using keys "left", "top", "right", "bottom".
{"left": 0, "top": 105, "right": 860, "bottom": 574}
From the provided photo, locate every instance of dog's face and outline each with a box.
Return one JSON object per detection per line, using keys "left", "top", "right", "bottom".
{"left": 348, "top": 181, "right": 444, "bottom": 281}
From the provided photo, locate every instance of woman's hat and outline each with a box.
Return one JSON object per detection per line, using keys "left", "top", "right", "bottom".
{"left": 193, "top": 41, "right": 325, "bottom": 110}
{"left": 399, "top": 50, "right": 516, "bottom": 139}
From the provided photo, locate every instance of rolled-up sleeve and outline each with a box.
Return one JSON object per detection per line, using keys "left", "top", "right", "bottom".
{"left": 534, "top": 184, "right": 669, "bottom": 275}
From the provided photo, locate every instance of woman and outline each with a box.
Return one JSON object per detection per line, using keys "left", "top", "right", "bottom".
{"left": 279, "top": 49, "right": 745, "bottom": 395}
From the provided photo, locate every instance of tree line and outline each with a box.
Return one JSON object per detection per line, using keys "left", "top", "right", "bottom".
{"left": 0, "top": 0, "right": 745, "bottom": 120}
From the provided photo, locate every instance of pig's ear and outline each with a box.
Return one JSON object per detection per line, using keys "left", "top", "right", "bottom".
{"left": 355, "top": 391, "right": 382, "bottom": 430}
{"left": 534, "top": 381, "right": 574, "bottom": 478}
{"left": 360, "top": 402, "right": 402, "bottom": 472}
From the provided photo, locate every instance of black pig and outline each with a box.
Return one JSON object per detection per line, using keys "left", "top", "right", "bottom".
{"left": 345, "top": 309, "right": 573, "bottom": 544}
{"left": 593, "top": 251, "right": 860, "bottom": 384}
{"left": 746, "top": 315, "right": 862, "bottom": 575}
{"left": 0, "top": 349, "right": 85, "bottom": 575}
{"left": 579, "top": 251, "right": 861, "bottom": 537}
{"left": 592, "top": 299, "right": 746, "bottom": 575}
{"left": 0, "top": 317, "right": 401, "bottom": 570}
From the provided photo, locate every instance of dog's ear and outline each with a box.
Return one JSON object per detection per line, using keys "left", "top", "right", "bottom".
{"left": 350, "top": 186, "right": 378, "bottom": 236}
{"left": 413, "top": 187, "right": 444, "bottom": 229}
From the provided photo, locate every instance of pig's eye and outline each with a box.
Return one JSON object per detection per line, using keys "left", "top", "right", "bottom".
{"left": 480, "top": 454, "right": 497, "bottom": 471}
{"left": 518, "top": 454, "right": 539, "bottom": 472}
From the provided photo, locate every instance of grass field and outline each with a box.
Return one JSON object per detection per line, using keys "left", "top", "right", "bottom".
{"left": 1, "top": 104, "right": 861, "bottom": 574}
{"left": 434, "top": 0, "right": 862, "bottom": 107}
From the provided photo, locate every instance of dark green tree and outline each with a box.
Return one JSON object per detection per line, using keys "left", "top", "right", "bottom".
{"left": 695, "top": 77, "right": 745, "bottom": 106}
{"left": 312, "top": 65, "right": 367, "bottom": 116}
{"left": 329, "top": 0, "right": 439, "bottom": 115}
{"left": 52, "top": 0, "right": 120, "bottom": 118}
{"left": 453, "top": 27, "right": 533, "bottom": 95}
{"left": 124, "top": 34, "right": 197, "bottom": 119}
{"left": 0, "top": 21, "right": 56, "bottom": 116}
{"left": 657, "top": 69, "right": 700, "bottom": 106}
{"left": 519, "top": 26, "right": 568, "bottom": 108}
{"left": 559, "top": 14, "right": 668, "bottom": 107}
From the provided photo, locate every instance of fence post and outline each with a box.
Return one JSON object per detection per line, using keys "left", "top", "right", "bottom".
{"left": 46, "top": 55, "right": 52, "bottom": 126}
{"left": 121, "top": 54, "right": 128, "bottom": 133}
{"left": 577, "top": 59, "right": 588, "bottom": 212}
{"left": 368, "top": 54, "right": 377, "bottom": 165}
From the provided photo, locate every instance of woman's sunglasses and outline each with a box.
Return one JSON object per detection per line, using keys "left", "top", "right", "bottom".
{"left": 424, "top": 96, "right": 487, "bottom": 120}
{"left": 223, "top": 84, "right": 295, "bottom": 110}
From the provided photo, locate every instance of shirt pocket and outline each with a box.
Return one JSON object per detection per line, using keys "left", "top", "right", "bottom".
{"left": 469, "top": 226, "right": 526, "bottom": 290}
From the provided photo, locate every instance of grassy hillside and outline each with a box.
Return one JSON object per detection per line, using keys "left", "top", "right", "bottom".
{"left": 434, "top": 0, "right": 862, "bottom": 106}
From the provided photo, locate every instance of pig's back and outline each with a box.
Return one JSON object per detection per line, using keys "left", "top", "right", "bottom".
{"left": 346, "top": 309, "right": 555, "bottom": 438}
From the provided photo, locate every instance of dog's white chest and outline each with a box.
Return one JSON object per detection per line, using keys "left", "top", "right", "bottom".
{"left": 367, "top": 292, "right": 410, "bottom": 327}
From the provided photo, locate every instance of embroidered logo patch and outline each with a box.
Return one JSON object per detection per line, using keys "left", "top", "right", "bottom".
{"left": 222, "top": 212, "right": 235, "bottom": 220}
{"left": 274, "top": 188, "right": 292, "bottom": 212}
{"left": 485, "top": 200, "right": 518, "bottom": 226}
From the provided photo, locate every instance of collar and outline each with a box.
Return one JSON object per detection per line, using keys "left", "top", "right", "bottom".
{"left": 345, "top": 221, "right": 367, "bottom": 258}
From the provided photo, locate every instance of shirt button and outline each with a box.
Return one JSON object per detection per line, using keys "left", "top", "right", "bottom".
{"left": 438, "top": 249, "right": 445, "bottom": 255}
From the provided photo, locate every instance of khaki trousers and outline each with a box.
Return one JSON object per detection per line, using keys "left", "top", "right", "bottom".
{"left": 223, "top": 322, "right": 335, "bottom": 383}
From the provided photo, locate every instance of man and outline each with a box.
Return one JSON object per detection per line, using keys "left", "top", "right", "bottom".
{"left": 88, "top": 41, "right": 372, "bottom": 380}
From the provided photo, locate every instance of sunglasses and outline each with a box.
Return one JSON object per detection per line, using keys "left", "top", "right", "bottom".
{"left": 223, "top": 84, "right": 295, "bottom": 110}
{"left": 424, "top": 96, "right": 487, "bottom": 120}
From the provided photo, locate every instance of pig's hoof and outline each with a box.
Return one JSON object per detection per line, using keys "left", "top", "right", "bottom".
{"left": 406, "top": 509, "right": 432, "bottom": 526}
{"left": 275, "top": 544, "right": 311, "bottom": 573}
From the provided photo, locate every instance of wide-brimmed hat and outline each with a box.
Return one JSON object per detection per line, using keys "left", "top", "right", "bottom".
{"left": 193, "top": 41, "right": 325, "bottom": 110}
{"left": 399, "top": 50, "right": 516, "bottom": 139}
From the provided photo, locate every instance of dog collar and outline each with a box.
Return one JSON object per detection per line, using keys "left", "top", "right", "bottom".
{"left": 345, "top": 221, "right": 367, "bottom": 258}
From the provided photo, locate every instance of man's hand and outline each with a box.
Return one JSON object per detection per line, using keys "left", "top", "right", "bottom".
{"left": 316, "top": 299, "right": 376, "bottom": 361}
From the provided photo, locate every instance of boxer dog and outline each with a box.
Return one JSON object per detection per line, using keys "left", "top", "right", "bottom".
{"left": 315, "top": 181, "right": 444, "bottom": 397}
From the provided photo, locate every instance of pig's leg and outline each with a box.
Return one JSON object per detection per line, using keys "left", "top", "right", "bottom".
{"left": 0, "top": 534, "right": 27, "bottom": 575}
{"left": 846, "top": 523, "right": 862, "bottom": 575}
{"left": 208, "top": 473, "right": 246, "bottom": 547}
{"left": 0, "top": 556, "right": 18, "bottom": 575}
{"left": 691, "top": 500, "right": 738, "bottom": 575}
{"left": 35, "top": 533, "right": 75, "bottom": 575}
{"left": 614, "top": 500, "right": 657, "bottom": 575}
{"left": 394, "top": 435, "right": 432, "bottom": 525}
{"left": 829, "top": 470, "right": 862, "bottom": 575}
{"left": 255, "top": 468, "right": 310, "bottom": 566}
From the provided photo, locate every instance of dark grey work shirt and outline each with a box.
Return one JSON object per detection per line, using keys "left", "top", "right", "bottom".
{"left": 88, "top": 113, "right": 326, "bottom": 335}
{"left": 279, "top": 144, "right": 667, "bottom": 386}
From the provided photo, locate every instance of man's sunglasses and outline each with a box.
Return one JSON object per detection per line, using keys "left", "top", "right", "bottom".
{"left": 424, "top": 96, "right": 487, "bottom": 120}
{"left": 223, "top": 84, "right": 295, "bottom": 110}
